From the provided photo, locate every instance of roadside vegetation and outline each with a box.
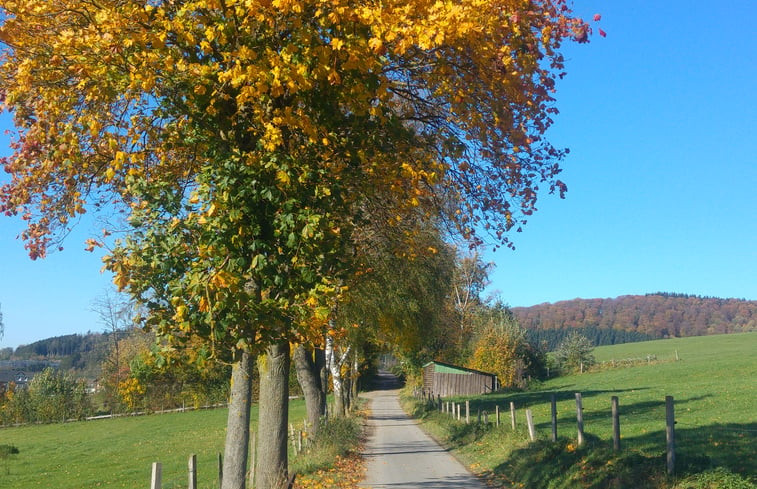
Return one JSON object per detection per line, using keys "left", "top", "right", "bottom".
{"left": 403, "top": 333, "right": 756, "bottom": 489}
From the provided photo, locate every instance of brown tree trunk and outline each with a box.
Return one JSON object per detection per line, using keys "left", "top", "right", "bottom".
{"left": 315, "top": 347, "right": 327, "bottom": 414}
{"left": 293, "top": 345, "right": 325, "bottom": 440}
{"left": 221, "top": 350, "right": 253, "bottom": 489}
{"left": 256, "top": 341, "right": 290, "bottom": 489}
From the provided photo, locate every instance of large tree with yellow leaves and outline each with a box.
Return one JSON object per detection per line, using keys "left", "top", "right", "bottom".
{"left": 1, "top": 1, "right": 595, "bottom": 487}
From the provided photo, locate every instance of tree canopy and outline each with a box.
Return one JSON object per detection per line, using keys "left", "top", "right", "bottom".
{"left": 1, "top": 0, "right": 594, "bottom": 358}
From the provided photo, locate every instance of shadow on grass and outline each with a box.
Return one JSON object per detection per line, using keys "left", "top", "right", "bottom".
{"left": 412, "top": 393, "right": 755, "bottom": 488}
{"left": 489, "top": 420, "right": 756, "bottom": 489}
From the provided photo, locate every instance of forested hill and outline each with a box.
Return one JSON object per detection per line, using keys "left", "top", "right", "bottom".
{"left": 513, "top": 293, "right": 757, "bottom": 341}
{"left": 0, "top": 333, "right": 110, "bottom": 374}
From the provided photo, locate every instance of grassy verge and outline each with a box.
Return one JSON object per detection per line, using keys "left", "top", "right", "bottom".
{"left": 402, "top": 333, "right": 756, "bottom": 489}
{"left": 292, "top": 402, "right": 367, "bottom": 489}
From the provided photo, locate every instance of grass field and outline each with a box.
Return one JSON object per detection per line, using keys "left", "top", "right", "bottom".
{"left": 0, "top": 399, "right": 309, "bottom": 489}
{"left": 406, "top": 332, "right": 756, "bottom": 488}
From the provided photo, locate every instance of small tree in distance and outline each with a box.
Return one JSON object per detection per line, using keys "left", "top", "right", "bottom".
{"left": 554, "top": 331, "right": 596, "bottom": 372}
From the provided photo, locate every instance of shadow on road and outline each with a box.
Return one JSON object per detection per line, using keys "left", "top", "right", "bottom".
{"left": 362, "top": 475, "right": 484, "bottom": 488}
{"left": 365, "top": 370, "right": 405, "bottom": 391}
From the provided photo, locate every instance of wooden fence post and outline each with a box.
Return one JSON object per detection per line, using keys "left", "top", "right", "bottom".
{"left": 465, "top": 401, "right": 470, "bottom": 424}
{"left": 525, "top": 409, "right": 536, "bottom": 441}
{"left": 575, "top": 393, "right": 585, "bottom": 446}
{"left": 188, "top": 455, "right": 197, "bottom": 489}
{"left": 611, "top": 396, "right": 621, "bottom": 451}
{"left": 457, "top": 403, "right": 461, "bottom": 421}
{"left": 151, "top": 462, "right": 162, "bottom": 489}
{"left": 666, "top": 396, "right": 675, "bottom": 475}
{"left": 495, "top": 405, "right": 500, "bottom": 427}
{"left": 510, "top": 402, "right": 516, "bottom": 430}
{"left": 550, "top": 394, "right": 558, "bottom": 442}
{"left": 438, "top": 394, "right": 442, "bottom": 411}
{"left": 477, "top": 409, "right": 481, "bottom": 424}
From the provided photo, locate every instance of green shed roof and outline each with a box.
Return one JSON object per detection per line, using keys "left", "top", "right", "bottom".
{"left": 422, "top": 361, "right": 495, "bottom": 377}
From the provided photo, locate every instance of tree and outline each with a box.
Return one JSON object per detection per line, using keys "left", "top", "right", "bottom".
{"left": 93, "top": 288, "right": 135, "bottom": 412}
{"left": 448, "top": 250, "right": 494, "bottom": 362}
{"left": 25, "top": 367, "right": 92, "bottom": 423}
{"left": 1, "top": 2, "right": 595, "bottom": 487}
{"left": 466, "top": 305, "right": 544, "bottom": 388}
{"left": 99, "top": 327, "right": 153, "bottom": 413}
{"left": 554, "top": 331, "right": 595, "bottom": 372}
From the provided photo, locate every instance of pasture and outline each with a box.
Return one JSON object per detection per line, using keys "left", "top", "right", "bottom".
{"left": 0, "top": 399, "right": 308, "bottom": 489}
{"left": 409, "top": 332, "right": 756, "bottom": 488}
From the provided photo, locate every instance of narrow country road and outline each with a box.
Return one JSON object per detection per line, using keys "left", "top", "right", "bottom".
{"left": 360, "top": 371, "right": 488, "bottom": 489}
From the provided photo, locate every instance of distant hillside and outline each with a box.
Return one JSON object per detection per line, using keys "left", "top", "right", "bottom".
{"left": 513, "top": 293, "right": 757, "bottom": 345}
{"left": 0, "top": 333, "right": 113, "bottom": 377}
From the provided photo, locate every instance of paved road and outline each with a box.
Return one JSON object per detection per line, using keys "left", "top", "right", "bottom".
{"left": 360, "top": 372, "right": 488, "bottom": 489}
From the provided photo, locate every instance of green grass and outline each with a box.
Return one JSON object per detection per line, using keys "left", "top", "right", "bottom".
{"left": 0, "top": 400, "right": 309, "bottom": 489}
{"left": 406, "top": 332, "right": 756, "bottom": 488}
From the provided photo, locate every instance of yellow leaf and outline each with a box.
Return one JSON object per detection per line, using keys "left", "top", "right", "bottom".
{"left": 276, "top": 170, "right": 291, "bottom": 186}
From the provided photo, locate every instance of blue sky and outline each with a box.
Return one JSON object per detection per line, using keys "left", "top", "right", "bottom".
{"left": 1, "top": 0, "right": 756, "bottom": 348}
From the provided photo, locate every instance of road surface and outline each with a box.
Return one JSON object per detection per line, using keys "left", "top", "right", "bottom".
{"left": 360, "top": 372, "right": 488, "bottom": 489}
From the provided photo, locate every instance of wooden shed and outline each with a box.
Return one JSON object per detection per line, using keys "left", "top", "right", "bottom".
{"left": 422, "top": 361, "right": 497, "bottom": 397}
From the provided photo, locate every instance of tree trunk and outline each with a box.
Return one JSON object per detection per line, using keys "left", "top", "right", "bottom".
{"left": 256, "top": 341, "right": 290, "bottom": 489}
{"left": 315, "top": 347, "right": 327, "bottom": 415}
{"left": 326, "top": 335, "right": 350, "bottom": 417}
{"left": 221, "top": 350, "right": 253, "bottom": 489}
{"left": 293, "top": 345, "right": 325, "bottom": 440}
{"left": 350, "top": 349, "right": 359, "bottom": 402}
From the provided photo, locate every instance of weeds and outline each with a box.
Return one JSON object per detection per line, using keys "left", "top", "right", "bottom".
{"left": 291, "top": 405, "right": 366, "bottom": 489}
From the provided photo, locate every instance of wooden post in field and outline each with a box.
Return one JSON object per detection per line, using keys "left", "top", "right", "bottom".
{"left": 550, "top": 394, "right": 558, "bottom": 442}
{"left": 217, "top": 453, "right": 223, "bottom": 488}
{"left": 465, "top": 400, "right": 470, "bottom": 424}
{"left": 510, "top": 402, "right": 516, "bottom": 430}
{"left": 457, "top": 403, "right": 461, "bottom": 421}
{"left": 151, "top": 462, "right": 162, "bottom": 489}
{"left": 188, "top": 455, "right": 197, "bottom": 489}
{"left": 477, "top": 409, "right": 481, "bottom": 424}
{"left": 666, "top": 396, "right": 676, "bottom": 475}
{"left": 495, "top": 405, "right": 500, "bottom": 427}
{"left": 575, "top": 393, "right": 585, "bottom": 446}
{"left": 611, "top": 396, "right": 621, "bottom": 451}
{"left": 675, "top": 350, "right": 679, "bottom": 361}
{"left": 290, "top": 423, "right": 297, "bottom": 451}
{"left": 525, "top": 409, "right": 536, "bottom": 441}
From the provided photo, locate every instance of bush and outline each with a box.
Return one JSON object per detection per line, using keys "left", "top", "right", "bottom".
{"left": 291, "top": 411, "right": 364, "bottom": 476}
{"left": 553, "top": 332, "right": 596, "bottom": 372}
{"left": 0, "top": 444, "right": 19, "bottom": 457}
